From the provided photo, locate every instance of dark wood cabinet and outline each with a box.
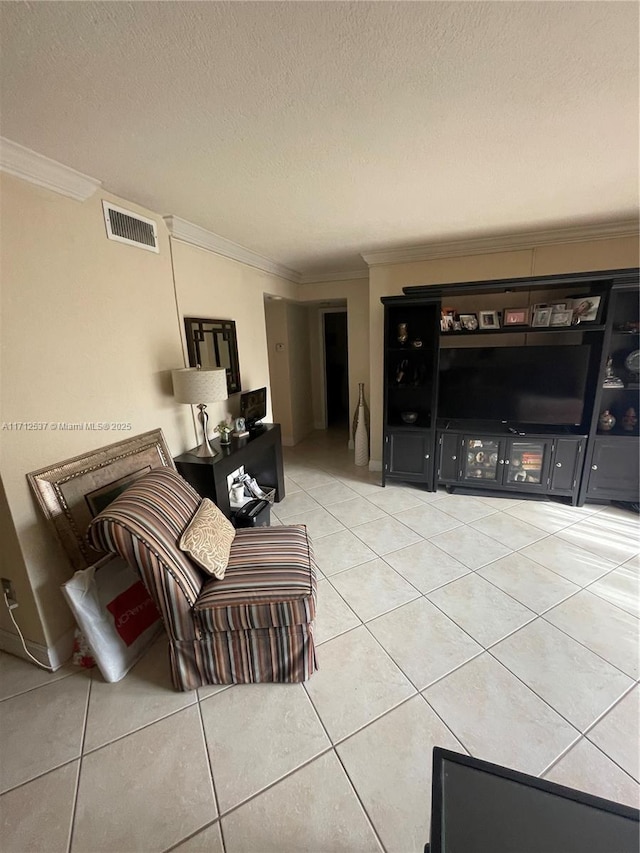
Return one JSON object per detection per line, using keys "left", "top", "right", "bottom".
{"left": 174, "top": 424, "right": 285, "bottom": 518}
{"left": 385, "top": 429, "right": 433, "bottom": 482}
{"left": 437, "top": 431, "right": 584, "bottom": 502}
{"left": 381, "top": 267, "right": 638, "bottom": 506}
{"left": 584, "top": 436, "right": 639, "bottom": 502}
{"left": 381, "top": 297, "right": 439, "bottom": 488}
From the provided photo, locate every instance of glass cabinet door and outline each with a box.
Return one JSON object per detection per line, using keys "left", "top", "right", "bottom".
{"left": 462, "top": 438, "right": 501, "bottom": 482}
{"left": 505, "top": 440, "right": 546, "bottom": 485}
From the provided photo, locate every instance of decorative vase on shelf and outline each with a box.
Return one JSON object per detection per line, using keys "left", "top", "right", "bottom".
{"left": 622, "top": 408, "right": 638, "bottom": 432}
{"left": 352, "top": 383, "right": 370, "bottom": 467}
{"left": 397, "top": 323, "right": 408, "bottom": 346}
{"left": 598, "top": 410, "right": 616, "bottom": 432}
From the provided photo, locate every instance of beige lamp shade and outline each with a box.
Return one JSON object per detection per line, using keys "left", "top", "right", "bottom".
{"left": 172, "top": 367, "right": 228, "bottom": 404}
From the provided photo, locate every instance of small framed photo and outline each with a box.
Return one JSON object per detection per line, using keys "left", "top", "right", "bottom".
{"left": 551, "top": 301, "right": 571, "bottom": 313}
{"left": 478, "top": 310, "right": 500, "bottom": 330}
{"left": 503, "top": 308, "right": 528, "bottom": 326}
{"left": 549, "top": 310, "right": 573, "bottom": 327}
{"left": 572, "top": 295, "right": 602, "bottom": 323}
{"left": 459, "top": 313, "right": 479, "bottom": 331}
{"left": 531, "top": 307, "right": 552, "bottom": 328}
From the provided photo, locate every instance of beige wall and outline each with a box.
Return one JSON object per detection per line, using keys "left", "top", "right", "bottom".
{"left": 368, "top": 238, "right": 640, "bottom": 464}
{"left": 0, "top": 173, "right": 298, "bottom": 661}
{"left": 264, "top": 300, "right": 315, "bottom": 446}
{"left": 264, "top": 300, "right": 292, "bottom": 438}
{"left": 298, "top": 278, "right": 370, "bottom": 441}
{"left": 171, "top": 240, "right": 298, "bottom": 429}
{"left": 0, "top": 173, "right": 193, "bottom": 655}
{"left": 286, "top": 302, "right": 314, "bottom": 445}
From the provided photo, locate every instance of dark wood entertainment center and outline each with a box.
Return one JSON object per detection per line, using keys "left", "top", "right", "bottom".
{"left": 381, "top": 267, "right": 639, "bottom": 506}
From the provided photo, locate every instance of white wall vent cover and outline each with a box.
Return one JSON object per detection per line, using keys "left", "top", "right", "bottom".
{"left": 102, "top": 201, "right": 159, "bottom": 252}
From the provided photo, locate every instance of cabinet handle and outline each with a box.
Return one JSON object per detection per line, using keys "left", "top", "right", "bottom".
{"left": 592, "top": 464, "right": 598, "bottom": 470}
{"left": 424, "top": 454, "right": 430, "bottom": 460}
{"left": 555, "top": 462, "right": 562, "bottom": 468}
{"left": 499, "top": 459, "right": 504, "bottom": 465}
{"left": 452, "top": 455, "right": 457, "bottom": 461}
{"left": 504, "top": 460, "right": 509, "bottom": 465}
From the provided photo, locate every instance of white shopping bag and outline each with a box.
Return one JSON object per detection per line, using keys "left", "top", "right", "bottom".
{"left": 62, "top": 555, "right": 162, "bottom": 682}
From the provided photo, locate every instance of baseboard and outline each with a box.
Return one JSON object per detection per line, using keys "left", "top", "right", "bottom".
{"left": 369, "top": 459, "right": 382, "bottom": 472}
{"left": 0, "top": 623, "right": 74, "bottom": 671}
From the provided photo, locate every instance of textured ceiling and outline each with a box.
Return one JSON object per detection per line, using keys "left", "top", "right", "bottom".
{"left": 1, "top": 1, "right": 638, "bottom": 275}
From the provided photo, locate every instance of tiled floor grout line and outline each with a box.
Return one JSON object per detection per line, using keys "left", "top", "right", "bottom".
{"left": 67, "top": 677, "right": 92, "bottom": 853}
{"left": 194, "top": 697, "right": 226, "bottom": 853}
{"left": 79, "top": 697, "right": 200, "bottom": 758}
{"left": 0, "top": 667, "right": 82, "bottom": 705}
{"left": 331, "top": 747, "right": 389, "bottom": 853}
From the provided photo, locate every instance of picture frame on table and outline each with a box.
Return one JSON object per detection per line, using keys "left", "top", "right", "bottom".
{"left": 478, "top": 310, "right": 500, "bottom": 330}
{"left": 459, "top": 313, "right": 479, "bottom": 331}
{"left": 531, "top": 307, "right": 552, "bottom": 328}
{"left": 503, "top": 308, "right": 529, "bottom": 326}
{"left": 549, "top": 310, "right": 573, "bottom": 328}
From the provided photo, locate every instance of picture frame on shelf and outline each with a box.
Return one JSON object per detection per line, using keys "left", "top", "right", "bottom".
{"left": 549, "top": 310, "right": 573, "bottom": 327}
{"left": 503, "top": 308, "right": 529, "bottom": 326}
{"left": 531, "top": 307, "right": 552, "bottom": 328}
{"left": 459, "top": 313, "right": 479, "bottom": 331}
{"left": 572, "top": 295, "right": 602, "bottom": 324}
{"left": 478, "top": 310, "right": 500, "bottom": 330}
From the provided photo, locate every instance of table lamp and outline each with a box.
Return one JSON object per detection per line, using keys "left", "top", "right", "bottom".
{"left": 172, "top": 366, "right": 228, "bottom": 457}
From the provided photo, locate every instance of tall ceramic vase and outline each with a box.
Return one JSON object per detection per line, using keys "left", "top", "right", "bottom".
{"left": 352, "top": 383, "right": 369, "bottom": 467}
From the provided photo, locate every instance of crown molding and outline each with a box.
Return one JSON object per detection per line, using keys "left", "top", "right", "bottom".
{"left": 164, "top": 215, "right": 301, "bottom": 283}
{"left": 361, "top": 220, "right": 640, "bottom": 267}
{"left": 300, "top": 269, "right": 369, "bottom": 284}
{"left": 0, "top": 137, "right": 102, "bottom": 201}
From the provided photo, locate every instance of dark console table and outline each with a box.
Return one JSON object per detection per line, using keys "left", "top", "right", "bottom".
{"left": 174, "top": 423, "right": 285, "bottom": 518}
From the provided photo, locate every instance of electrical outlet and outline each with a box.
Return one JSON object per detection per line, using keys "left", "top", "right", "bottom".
{"left": 1, "top": 577, "right": 17, "bottom": 606}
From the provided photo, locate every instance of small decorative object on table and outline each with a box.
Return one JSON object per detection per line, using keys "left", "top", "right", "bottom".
{"left": 598, "top": 410, "right": 616, "bottom": 432}
{"left": 622, "top": 408, "right": 638, "bottom": 432}
{"left": 411, "top": 337, "right": 423, "bottom": 348}
{"left": 216, "top": 416, "right": 234, "bottom": 445}
{"left": 603, "top": 355, "right": 624, "bottom": 388}
{"left": 352, "top": 382, "right": 370, "bottom": 466}
{"left": 233, "top": 416, "right": 249, "bottom": 438}
{"left": 401, "top": 411, "right": 418, "bottom": 424}
{"left": 625, "top": 350, "right": 640, "bottom": 388}
{"left": 397, "top": 322, "right": 409, "bottom": 346}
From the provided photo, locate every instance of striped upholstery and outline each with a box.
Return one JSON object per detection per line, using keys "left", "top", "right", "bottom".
{"left": 87, "top": 468, "right": 318, "bottom": 691}
{"left": 195, "top": 526, "right": 317, "bottom": 632}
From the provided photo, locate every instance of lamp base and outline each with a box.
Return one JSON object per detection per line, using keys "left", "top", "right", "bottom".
{"left": 193, "top": 442, "right": 218, "bottom": 458}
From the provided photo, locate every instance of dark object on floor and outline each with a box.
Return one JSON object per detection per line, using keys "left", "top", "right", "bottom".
{"left": 612, "top": 501, "right": 640, "bottom": 514}
{"left": 425, "top": 747, "right": 639, "bottom": 853}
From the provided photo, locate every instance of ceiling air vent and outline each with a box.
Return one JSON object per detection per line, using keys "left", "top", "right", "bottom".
{"left": 102, "top": 200, "right": 159, "bottom": 252}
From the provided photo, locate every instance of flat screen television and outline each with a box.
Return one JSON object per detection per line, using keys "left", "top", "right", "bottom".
{"left": 438, "top": 345, "right": 591, "bottom": 427}
{"left": 240, "top": 387, "right": 267, "bottom": 429}
{"left": 428, "top": 747, "right": 639, "bottom": 853}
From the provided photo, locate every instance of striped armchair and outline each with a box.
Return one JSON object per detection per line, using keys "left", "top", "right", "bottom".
{"left": 87, "top": 467, "right": 318, "bottom": 691}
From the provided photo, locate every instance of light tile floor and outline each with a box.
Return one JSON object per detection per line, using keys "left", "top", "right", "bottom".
{"left": 1, "top": 428, "right": 639, "bottom": 852}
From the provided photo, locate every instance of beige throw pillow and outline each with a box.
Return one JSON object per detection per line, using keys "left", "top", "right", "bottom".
{"left": 179, "top": 498, "right": 235, "bottom": 579}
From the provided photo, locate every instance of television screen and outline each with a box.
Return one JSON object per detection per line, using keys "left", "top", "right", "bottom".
{"left": 240, "top": 387, "right": 267, "bottom": 426}
{"left": 430, "top": 748, "right": 639, "bottom": 853}
{"left": 438, "top": 345, "right": 591, "bottom": 426}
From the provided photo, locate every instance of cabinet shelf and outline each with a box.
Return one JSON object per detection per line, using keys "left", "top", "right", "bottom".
{"left": 440, "top": 324, "right": 605, "bottom": 337}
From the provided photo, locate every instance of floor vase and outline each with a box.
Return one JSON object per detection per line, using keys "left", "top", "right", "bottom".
{"left": 353, "top": 383, "right": 369, "bottom": 466}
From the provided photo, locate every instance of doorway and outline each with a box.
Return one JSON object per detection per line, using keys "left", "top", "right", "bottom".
{"left": 323, "top": 311, "right": 349, "bottom": 428}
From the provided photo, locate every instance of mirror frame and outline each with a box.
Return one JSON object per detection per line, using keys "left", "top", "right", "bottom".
{"left": 184, "top": 317, "right": 241, "bottom": 395}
